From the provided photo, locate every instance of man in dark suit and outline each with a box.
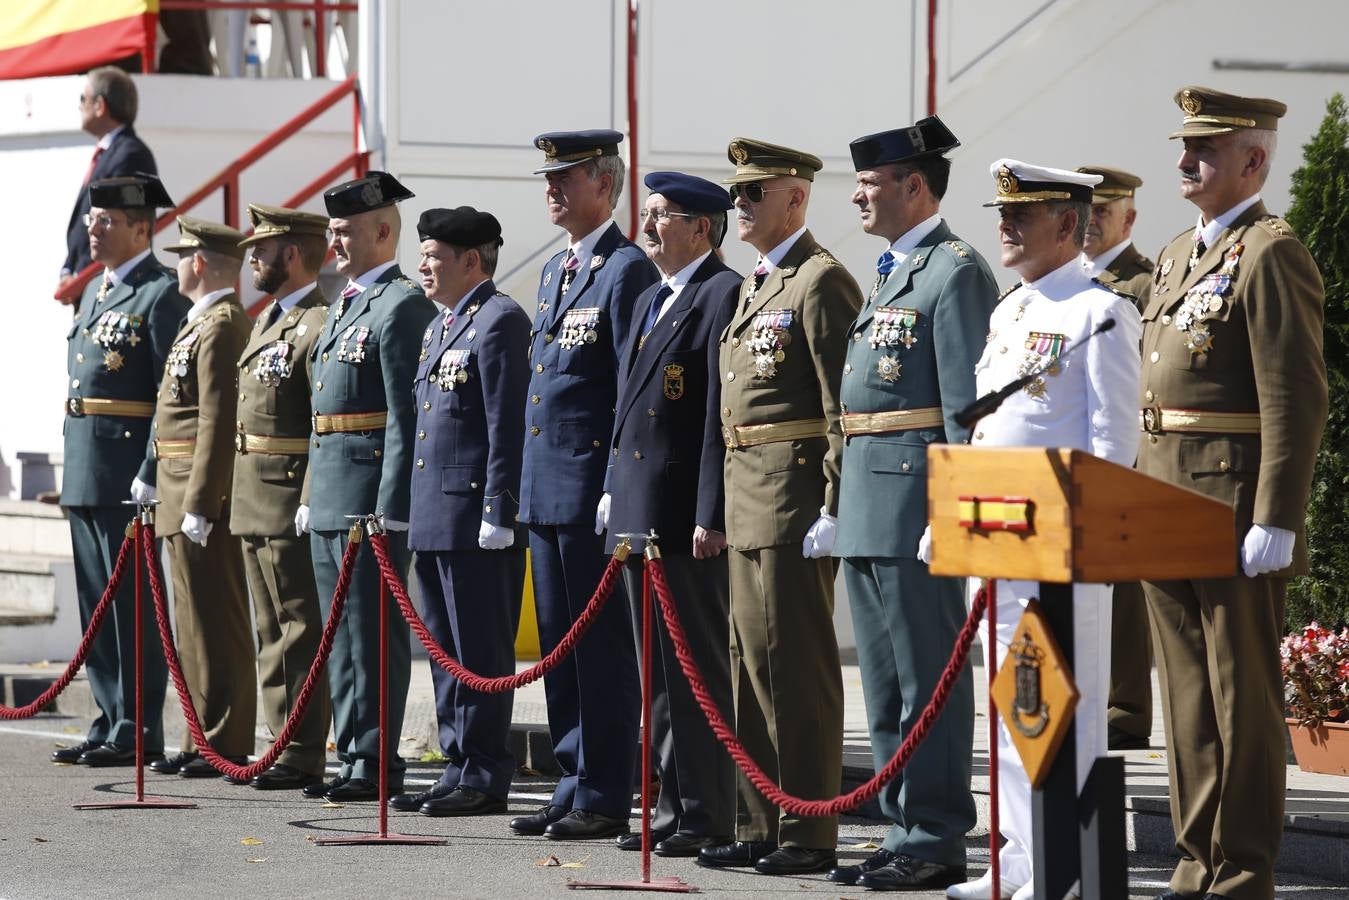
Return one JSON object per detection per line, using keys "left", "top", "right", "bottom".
{"left": 599, "top": 172, "right": 740, "bottom": 857}
{"left": 57, "top": 174, "right": 186, "bottom": 767}
{"left": 58, "top": 67, "right": 158, "bottom": 305}
{"left": 297, "top": 171, "right": 437, "bottom": 801}
{"left": 391, "top": 207, "right": 530, "bottom": 818}
{"left": 510, "top": 130, "right": 659, "bottom": 842}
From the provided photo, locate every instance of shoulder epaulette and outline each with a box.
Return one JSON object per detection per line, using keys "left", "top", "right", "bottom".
{"left": 812, "top": 248, "right": 843, "bottom": 268}
{"left": 1254, "top": 215, "right": 1294, "bottom": 238}
{"left": 940, "top": 239, "right": 972, "bottom": 260}
{"left": 395, "top": 276, "right": 420, "bottom": 290}
{"left": 998, "top": 282, "right": 1021, "bottom": 301}
{"left": 1090, "top": 277, "right": 1132, "bottom": 300}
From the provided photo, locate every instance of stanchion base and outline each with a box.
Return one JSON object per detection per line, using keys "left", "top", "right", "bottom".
{"left": 566, "top": 877, "right": 695, "bottom": 892}
{"left": 313, "top": 832, "right": 447, "bottom": 846}
{"left": 74, "top": 797, "right": 198, "bottom": 810}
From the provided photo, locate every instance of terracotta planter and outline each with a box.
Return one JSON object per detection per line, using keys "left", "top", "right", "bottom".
{"left": 1286, "top": 718, "right": 1349, "bottom": 775}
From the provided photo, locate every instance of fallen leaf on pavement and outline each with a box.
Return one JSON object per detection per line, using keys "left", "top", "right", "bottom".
{"left": 536, "top": 855, "right": 562, "bottom": 867}
{"left": 62, "top": 726, "right": 81, "bottom": 735}
{"left": 33, "top": 837, "right": 49, "bottom": 843}
{"left": 848, "top": 841, "right": 879, "bottom": 849}
{"left": 321, "top": 801, "right": 344, "bottom": 809}
{"left": 246, "top": 857, "right": 268, "bottom": 864}
{"left": 240, "top": 837, "right": 264, "bottom": 846}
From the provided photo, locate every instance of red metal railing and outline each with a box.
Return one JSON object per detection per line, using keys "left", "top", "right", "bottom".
{"left": 56, "top": 74, "right": 367, "bottom": 307}
{"left": 146, "top": 1, "right": 359, "bottom": 79}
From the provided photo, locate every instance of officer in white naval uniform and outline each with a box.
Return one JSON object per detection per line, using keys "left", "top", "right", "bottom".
{"left": 940, "top": 160, "right": 1141, "bottom": 900}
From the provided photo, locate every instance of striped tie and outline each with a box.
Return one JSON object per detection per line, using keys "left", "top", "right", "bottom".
{"left": 743, "top": 261, "right": 768, "bottom": 309}
{"left": 560, "top": 250, "right": 580, "bottom": 299}
{"left": 333, "top": 282, "right": 359, "bottom": 322}
{"left": 96, "top": 272, "right": 113, "bottom": 304}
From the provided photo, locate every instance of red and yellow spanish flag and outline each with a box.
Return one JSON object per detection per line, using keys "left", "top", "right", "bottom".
{"left": 0, "top": 1, "right": 158, "bottom": 80}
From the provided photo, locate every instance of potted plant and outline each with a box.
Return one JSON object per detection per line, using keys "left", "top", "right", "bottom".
{"left": 1282, "top": 622, "right": 1349, "bottom": 775}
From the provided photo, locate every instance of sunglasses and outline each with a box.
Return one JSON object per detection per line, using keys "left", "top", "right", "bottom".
{"left": 729, "top": 182, "right": 795, "bottom": 203}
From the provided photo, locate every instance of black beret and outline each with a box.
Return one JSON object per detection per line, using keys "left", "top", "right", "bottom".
{"left": 88, "top": 172, "right": 174, "bottom": 209}
{"left": 323, "top": 170, "right": 414, "bottom": 217}
{"left": 417, "top": 206, "right": 503, "bottom": 248}
{"left": 643, "top": 171, "right": 732, "bottom": 212}
{"left": 533, "top": 129, "right": 623, "bottom": 174}
{"left": 850, "top": 116, "right": 960, "bottom": 171}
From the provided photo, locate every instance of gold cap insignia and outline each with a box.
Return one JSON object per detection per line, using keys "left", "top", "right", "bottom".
{"left": 1180, "top": 90, "right": 1202, "bottom": 116}
{"left": 997, "top": 167, "right": 1018, "bottom": 195}
{"left": 538, "top": 138, "right": 556, "bottom": 156}
{"left": 730, "top": 142, "right": 749, "bottom": 165}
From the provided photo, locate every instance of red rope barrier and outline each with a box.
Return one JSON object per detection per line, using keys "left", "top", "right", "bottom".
{"left": 650, "top": 555, "right": 988, "bottom": 817}
{"left": 142, "top": 521, "right": 358, "bottom": 781}
{"left": 0, "top": 528, "right": 135, "bottom": 720}
{"left": 367, "top": 531, "right": 625, "bottom": 694}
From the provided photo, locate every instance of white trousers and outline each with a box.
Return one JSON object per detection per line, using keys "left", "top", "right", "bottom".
{"left": 972, "top": 579, "right": 1111, "bottom": 888}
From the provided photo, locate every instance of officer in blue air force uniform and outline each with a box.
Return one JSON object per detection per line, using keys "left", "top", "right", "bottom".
{"left": 296, "top": 171, "right": 437, "bottom": 802}
{"left": 390, "top": 207, "right": 530, "bottom": 818}
{"left": 829, "top": 119, "right": 998, "bottom": 891}
{"left": 600, "top": 172, "right": 741, "bottom": 856}
{"left": 510, "top": 130, "right": 660, "bottom": 842}
{"left": 57, "top": 173, "right": 186, "bottom": 767}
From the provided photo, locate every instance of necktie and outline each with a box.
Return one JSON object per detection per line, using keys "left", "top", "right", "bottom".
{"left": 96, "top": 272, "right": 113, "bottom": 304}
{"left": 744, "top": 262, "right": 768, "bottom": 309}
{"left": 871, "top": 250, "right": 897, "bottom": 299}
{"left": 1187, "top": 230, "right": 1207, "bottom": 274}
{"left": 333, "top": 282, "right": 359, "bottom": 322}
{"left": 639, "top": 284, "right": 674, "bottom": 349}
{"left": 82, "top": 145, "right": 105, "bottom": 186}
{"left": 262, "top": 301, "right": 283, "bottom": 329}
{"left": 560, "top": 250, "right": 580, "bottom": 298}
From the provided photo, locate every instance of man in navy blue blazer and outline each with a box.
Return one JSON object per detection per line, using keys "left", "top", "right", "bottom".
{"left": 392, "top": 207, "right": 530, "bottom": 818}
{"left": 510, "top": 130, "right": 660, "bottom": 841}
{"left": 59, "top": 67, "right": 158, "bottom": 304}
{"left": 601, "top": 172, "right": 740, "bottom": 857}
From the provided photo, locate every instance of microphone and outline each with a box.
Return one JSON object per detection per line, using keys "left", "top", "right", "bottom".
{"left": 954, "top": 318, "right": 1117, "bottom": 431}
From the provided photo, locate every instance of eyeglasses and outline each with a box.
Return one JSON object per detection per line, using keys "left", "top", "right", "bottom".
{"left": 83, "top": 213, "right": 118, "bottom": 229}
{"left": 638, "top": 208, "right": 697, "bottom": 224}
{"left": 729, "top": 182, "right": 794, "bottom": 203}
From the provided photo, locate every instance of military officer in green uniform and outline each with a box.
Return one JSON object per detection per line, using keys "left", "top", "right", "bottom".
{"left": 57, "top": 174, "right": 186, "bottom": 767}
{"left": 828, "top": 119, "right": 997, "bottom": 891}
{"left": 148, "top": 216, "right": 256, "bottom": 778}
{"left": 297, "top": 172, "right": 436, "bottom": 801}
{"left": 229, "top": 204, "right": 333, "bottom": 790}
{"left": 697, "top": 138, "right": 862, "bottom": 877}
{"left": 1138, "top": 87, "right": 1327, "bottom": 900}
{"left": 1077, "top": 164, "right": 1158, "bottom": 752}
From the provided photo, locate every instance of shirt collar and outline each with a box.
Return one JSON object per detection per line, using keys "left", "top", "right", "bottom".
{"left": 107, "top": 247, "right": 152, "bottom": 285}
{"left": 760, "top": 225, "right": 808, "bottom": 273}
{"left": 274, "top": 281, "right": 317, "bottom": 311}
{"left": 888, "top": 214, "right": 942, "bottom": 263}
{"left": 187, "top": 287, "right": 234, "bottom": 323}
{"left": 347, "top": 260, "right": 397, "bottom": 292}
{"left": 1198, "top": 193, "right": 1261, "bottom": 247}
{"left": 1024, "top": 256, "right": 1090, "bottom": 299}
{"left": 452, "top": 278, "right": 491, "bottom": 315}
{"left": 568, "top": 220, "right": 614, "bottom": 268}
{"left": 663, "top": 250, "right": 711, "bottom": 294}
{"left": 1081, "top": 239, "right": 1132, "bottom": 278}
{"left": 96, "top": 124, "right": 126, "bottom": 152}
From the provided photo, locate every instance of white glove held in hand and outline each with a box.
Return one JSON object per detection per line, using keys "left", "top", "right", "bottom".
{"left": 595, "top": 492, "right": 611, "bottom": 536}
{"left": 801, "top": 507, "right": 837, "bottom": 559}
{"left": 378, "top": 515, "right": 409, "bottom": 533}
{"left": 1241, "top": 523, "right": 1295, "bottom": 577}
{"left": 181, "top": 512, "right": 212, "bottom": 547}
{"left": 294, "top": 504, "right": 311, "bottom": 536}
{"left": 478, "top": 519, "right": 515, "bottom": 550}
{"left": 130, "top": 477, "right": 156, "bottom": 503}
{"left": 917, "top": 525, "right": 933, "bottom": 565}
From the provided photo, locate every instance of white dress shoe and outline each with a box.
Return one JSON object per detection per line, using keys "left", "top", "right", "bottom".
{"left": 946, "top": 869, "right": 1025, "bottom": 900}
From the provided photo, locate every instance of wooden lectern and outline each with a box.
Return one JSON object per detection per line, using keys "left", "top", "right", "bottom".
{"left": 927, "top": 446, "right": 1236, "bottom": 900}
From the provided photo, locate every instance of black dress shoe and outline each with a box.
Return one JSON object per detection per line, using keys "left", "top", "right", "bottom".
{"left": 181, "top": 754, "right": 248, "bottom": 778}
{"left": 754, "top": 846, "right": 837, "bottom": 876}
{"left": 696, "top": 840, "right": 778, "bottom": 869}
{"left": 326, "top": 777, "right": 397, "bottom": 801}
{"left": 544, "top": 809, "right": 629, "bottom": 840}
{"left": 303, "top": 775, "right": 347, "bottom": 799}
{"left": 826, "top": 848, "right": 897, "bottom": 885}
{"left": 1108, "top": 725, "right": 1150, "bottom": 751}
{"left": 78, "top": 743, "right": 161, "bottom": 767}
{"left": 250, "top": 764, "right": 323, "bottom": 791}
{"left": 52, "top": 740, "right": 101, "bottom": 764}
{"left": 509, "top": 804, "right": 567, "bottom": 836}
{"left": 857, "top": 853, "right": 967, "bottom": 889}
{"left": 420, "top": 786, "right": 506, "bottom": 817}
{"left": 390, "top": 782, "right": 454, "bottom": 812}
{"left": 655, "top": 833, "right": 729, "bottom": 858}
{"left": 615, "top": 828, "right": 674, "bottom": 851}
{"left": 1156, "top": 893, "right": 1200, "bottom": 900}
{"left": 150, "top": 751, "right": 198, "bottom": 774}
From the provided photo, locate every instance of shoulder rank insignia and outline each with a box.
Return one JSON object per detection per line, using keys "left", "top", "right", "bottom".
{"left": 943, "top": 240, "right": 970, "bottom": 259}
{"left": 1090, "top": 278, "right": 1132, "bottom": 300}
{"left": 1256, "top": 215, "right": 1291, "bottom": 237}
{"left": 396, "top": 276, "right": 420, "bottom": 290}
{"left": 589, "top": 254, "right": 605, "bottom": 271}
{"left": 998, "top": 282, "right": 1021, "bottom": 302}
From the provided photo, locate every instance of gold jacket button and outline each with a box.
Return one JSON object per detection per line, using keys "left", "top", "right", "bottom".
{"left": 731, "top": 337, "right": 740, "bottom": 348}
{"left": 531, "top": 395, "right": 540, "bottom": 404}
{"left": 901, "top": 460, "right": 911, "bottom": 471}
{"left": 1150, "top": 351, "right": 1160, "bottom": 363}
{"left": 417, "top": 459, "right": 424, "bottom": 469}
{"left": 536, "top": 364, "right": 545, "bottom": 373}
{"left": 531, "top": 426, "right": 541, "bottom": 436}
{"left": 592, "top": 440, "right": 601, "bottom": 447}
{"left": 613, "top": 448, "right": 619, "bottom": 456}
{"left": 485, "top": 505, "right": 493, "bottom": 513}
{"left": 725, "top": 372, "right": 734, "bottom": 382}
{"left": 123, "top": 431, "right": 132, "bottom": 438}
{"left": 423, "top": 401, "right": 431, "bottom": 411}
{"left": 853, "top": 332, "right": 861, "bottom": 342}
{"left": 286, "top": 471, "right": 295, "bottom": 480}
{"left": 1218, "top": 459, "right": 1230, "bottom": 472}
{"left": 796, "top": 457, "right": 806, "bottom": 465}
{"left": 974, "top": 431, "right": 984, "bottom": 441}
{"left": 1145, "top": 390, "right": 1155, "bottom": 402}
{"left": 843, "top": 364, "right": 852, "bottom": 375}
{"left": 544, "top": 333, "right": 554, "bottom": 343}
{"left": 634, "top": 451, "right": 643, "bottom": 459}
{"left": 76, "top": 353, "right": 84, "bottom": 363}
{"left": 999, "top": 346, "right": 1008, "bottom": 354}
{"left": 316, "top": 381, "right": 323, "bottom": 390}
{"left": 1161, "top": 315, "right": 1172, "bottom": 325}
{"left": 312, "top": 439, "right": 320, "bottom": 448}
{"left": 1148, "top": 434, "right": 1159, "bottom": 444}
{"left": 374, "top": 449, "right": 382, "bottom": 458}
{"left": 470, "top": 482, "right": 479, "bottom": 489}
{"left": 647, "top": 408, "right": 655, "bottom": 417}
{"left": 418, "top": 430, "right": 426, "bottom": 440}
{"left": 322, "top": 352, "right": 330, "bottom": 362}
{"left": 71, "top": 378, "right": 79, "bottom": 388}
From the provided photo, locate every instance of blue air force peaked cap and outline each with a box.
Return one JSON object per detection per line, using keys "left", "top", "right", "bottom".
{"left": 850, "top": 116, "right": 961, "bottom": 171}
{"left": 88, "top": 172, "right": 174, "bottom": 209}
{"left": 643, "top": 171, "right": 733, "bottom": 212}
{"left": 533, "top": 130, "right": 623, "bottom": 174}
{"left": 417, "top": 206, "right": 504, "bottom": 248}
{"left": 323, "top": 171, "right": 414, "bottom": 217}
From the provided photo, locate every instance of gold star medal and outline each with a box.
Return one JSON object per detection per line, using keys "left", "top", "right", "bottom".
{"left": 103, "top": 349, "right": 125, "bottom": 371}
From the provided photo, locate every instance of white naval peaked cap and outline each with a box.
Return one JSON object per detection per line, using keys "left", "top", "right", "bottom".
{"left": 984, "top": 158, "right": 1102, "bottom": 206}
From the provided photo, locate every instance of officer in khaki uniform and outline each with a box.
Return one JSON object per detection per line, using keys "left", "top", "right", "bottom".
{"left": 1077, "top": 165, "right": 1158, "bottom": 751}
{"left": 150, "top": 216, "right": 256, "bottom": 778}
{"left": 229, "top": 204, "right": 333, "bottom": 790}
{"left": 697, "top": 138, "right": 862, "bottom": 877}
{"left": 1138, "top": 88, "right": 1327, "bottom": 900}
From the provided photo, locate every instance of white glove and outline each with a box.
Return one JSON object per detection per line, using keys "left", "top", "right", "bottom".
{"left": 294, "top": 504, "right": 311, "bottom": 536}
{"left": 801, "top": 507, "right": 837, "bottom": 559}
{"left": 181, "top": 512, "right": 212, "bottom": 547}
{"left": 917, "top": 525, "right": 933, "bottom": 565}
{"left": 478, "top": 519, "right": 515, "bottom": 550}
{"left": 130, "top": 477, "right": 156, "bottom": 503}
{"left": 595, "top": 492, "right": 611, "bottom": 536}
{"left": 1241, "top": 523, "right": 1295, "bottom": 577}
{"left": 378, "top": 515, "right": 410, "bottom": 532}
